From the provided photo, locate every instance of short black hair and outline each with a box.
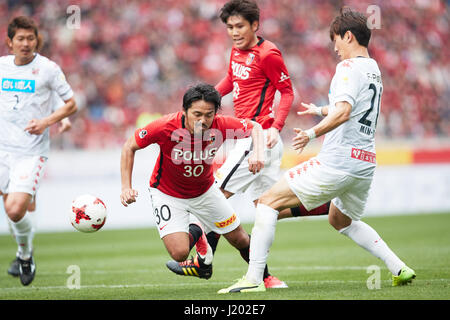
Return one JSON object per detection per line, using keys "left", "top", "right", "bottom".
{"left": 7, "top": 16, "right": 43, "bottom": 51}
{"left": 182, "top": 83, "right": 221, "bottom": 113}
{"left": 330, "top": 7, "right": 371, "bottom": 48}
{"left": 219, "top": 0, "right": 260, "bottom": 25}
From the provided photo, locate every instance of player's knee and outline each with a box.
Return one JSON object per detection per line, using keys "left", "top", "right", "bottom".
{"left": 328, "top": 211, "right": 351, "bottom": 231}
{"left": 257, "top": 192, "right": 276, "bottom": 209}
{"left": 168, "top": 247, "right": 190, "bottom": 262}
{"left": 5, "top": 204, "right": 27, "bottom": 222}
{"left": 328, "top": 214, "right": 340, "bottom": 230}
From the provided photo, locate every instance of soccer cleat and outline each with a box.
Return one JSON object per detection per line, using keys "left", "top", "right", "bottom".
{"left": 392, "top": 266, "right": 416, "bottom": 286}
{"left": 264, "top": 275, "right": 288, "bottom": 288}
{"left": 218, "top": 276, "right": 266, "bottom": 294}
{"left": 18, "top": 256, "right": 36, "bottom": 286}
{"left": 7, "top": 257, "right": 20, "bottom": 277}
{"left": 166, "top": 254, "right": 212, "bottom": 280}
{"left": 195, "top": 228, "right": 209, "bottom": 257}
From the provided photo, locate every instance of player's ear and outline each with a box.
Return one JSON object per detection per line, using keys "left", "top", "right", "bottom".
{"left": 5, "top": 37, "right": 12, "bottom": 51}
{"left": 345, "top": 30, "right": 353, "bottom": 43}
{"left": 252, "top": 20, "right": 259, "bottom": 32}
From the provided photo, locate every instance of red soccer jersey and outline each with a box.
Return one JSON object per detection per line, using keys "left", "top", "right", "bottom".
{"left": 134, "top": 111, "right": 253, "bottom": 198}
{"left": 216, "top": 37, "right": 294, "bottom": 131}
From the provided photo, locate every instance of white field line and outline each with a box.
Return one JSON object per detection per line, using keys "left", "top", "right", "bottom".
{"left": 17, "top": 265, "right": 449, "bottom": 276}
{"left": 1, "top": 279, "right": 449, "bottom": 292}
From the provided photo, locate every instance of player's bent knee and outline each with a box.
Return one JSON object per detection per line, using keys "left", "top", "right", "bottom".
{"left": 328, "top": 210, "right": 351, "bottom": 231}
{"left": 4, "top": 203, "right": 27, "bottom": 222}
{"left": 328, "top": 214, "right": 341, "bottom": 230}
{"left": 168, "top": 247, "right": 190, "bottom": 262}
{"left": 257, "top": 192, "right": 276, "bottom": 208}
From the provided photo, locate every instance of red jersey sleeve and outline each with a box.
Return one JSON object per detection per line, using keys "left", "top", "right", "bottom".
{"left": 134, "top": 117, "right": 166, "bottom": 148}
{"left": 261, "top": 49, "right": 294, "bottom": 131}
{"left": 215, "top": 116, "right": 253, "bottom": 141}
{"left": 215, "top": 54, "right": 233, "bottom": 96}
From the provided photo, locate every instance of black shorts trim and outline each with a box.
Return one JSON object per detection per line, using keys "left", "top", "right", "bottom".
{"left": 220, "top": 141, "right": 253, "bottom": 190}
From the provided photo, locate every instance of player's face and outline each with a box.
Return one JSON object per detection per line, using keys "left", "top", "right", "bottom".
{"left": 8, "top": 28, "right": 38, "bottom": 64}
{"left": 226, "top": 15, "right": 259, "bottom": 50}
{"left": 333, "top": 32, "right": 350, "bottom": 60}
{"left": 184, "top": 100, "right": 216, "bottom": 135}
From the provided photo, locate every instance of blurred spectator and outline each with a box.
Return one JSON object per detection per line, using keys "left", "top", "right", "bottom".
{"left": 1, "top": 0, "right": 448, "bottom": 149}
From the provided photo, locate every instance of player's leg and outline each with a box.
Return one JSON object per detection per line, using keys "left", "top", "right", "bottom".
{"left": 211, "top": 137, "right": 255, "bottom": 254}
{"left": 330, "top": 178, "right": 416, "bottom": 286}
{"left": 7, "top": 193, "right": 37, "bottom": 278}
{"left": 215, "top": 137, "right": 289, "bottom": 288}
{"left": 4, "top": 154, "right": 47, "bottom": 286}
{"left": 151, "top": 187, "right": 214, "bottom": 280}
{"left": 219, "top": 158, "right": 341, "bottom": 293}
{"left": 277, "top": 201, "right": 331, "bottom": 219}
{"left": 3, "top": 192, "right": 35, "bottom": 285}
{"left": 218, "top": 176, "right": 300, "bottom": 293}
{"left": 161, "top": 232, "right": 190, "bottom": 262}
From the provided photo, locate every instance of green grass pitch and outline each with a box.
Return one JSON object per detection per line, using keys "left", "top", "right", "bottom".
{"left": 1, "top": 213, "right": 449, "bottom": 300}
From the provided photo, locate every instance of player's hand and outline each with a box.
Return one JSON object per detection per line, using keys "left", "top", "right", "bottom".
{"left": 57, "top": 118, "right": 72, "bottom": 134}
{"left": 266, "top": 127, "right": 280, "bottom": 149}
{"left": 120, "top": 188, "right": 138, "bottom": 207}
{"left": 24, "top": 118, "right": 49, "bottom": 135}
{"left": 292, "top": 128, "right": 310, "bottom": 154}
{"left": 248, "top": 153, "right": 264, "bottom": 175}
{"left": 297, "top": 102, "right": 321, "bottom": 116}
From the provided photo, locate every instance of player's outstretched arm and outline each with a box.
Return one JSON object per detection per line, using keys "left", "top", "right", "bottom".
{"left": 120, "top": 135, "right": 141, "bottom": 207}
{"left": 248, "top": 121, "right": 265, "bottom": 174}
{"left": 297, "top": 102, "right": 329, "bottom": 117}
{"left": 292, "top": 101, "right": 351, "bottom": 153}
{"left": 25, "top": 97, "right": 77, "bottom": 135}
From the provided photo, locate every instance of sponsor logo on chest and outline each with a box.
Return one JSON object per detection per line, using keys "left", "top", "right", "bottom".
{"left": 172, "top": 147, "right": 218, "bottom": 162}
{"left": 1, "top": 78, "right": 35, "bottom": 93}
{"left": 231, "top": 61, "right": 251, "bottom": 80}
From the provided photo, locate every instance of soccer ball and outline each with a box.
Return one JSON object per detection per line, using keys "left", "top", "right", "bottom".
{"left": 70, "top": 194, "right": 107, "bottom": 233}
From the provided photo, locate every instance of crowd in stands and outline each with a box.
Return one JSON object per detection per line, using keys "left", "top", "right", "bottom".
{"left": 1, "top": 0, "right": 448, "bottom": 150}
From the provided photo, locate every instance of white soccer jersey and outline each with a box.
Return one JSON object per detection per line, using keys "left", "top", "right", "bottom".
{"left": 317, "top": 57, "right": 383, "bottom": 178}
{"left": 0, "top": 53, "right": 73, "bottom": 156}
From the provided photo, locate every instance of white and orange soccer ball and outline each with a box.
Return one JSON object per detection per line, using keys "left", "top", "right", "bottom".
{"left": 70, "top": 194, "right": 107, "bottom": 233}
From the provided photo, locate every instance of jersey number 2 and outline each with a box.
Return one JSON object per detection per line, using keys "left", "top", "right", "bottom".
{"left": 358, "top": 83, "right": 382, "bottom": 128}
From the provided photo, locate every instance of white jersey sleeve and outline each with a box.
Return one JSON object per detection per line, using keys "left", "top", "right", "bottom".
{"left": 332, "top": 60, "right": 363, "bottom": 107}
{"left": 48, "top": 61, "right": 73, "bottom": 101}
{"left": 317, "top": 57, "right": 383, "bottom": 178}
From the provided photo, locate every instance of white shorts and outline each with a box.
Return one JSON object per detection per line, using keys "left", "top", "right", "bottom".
{"left": 148, "top": 184, "right": 241, "bottom": 238}
{"left": 0, "top": 151, "right": 47, "bottom": 196}
{"left": 215, "top": 130, "right": 283, "bottom": 201}
{"left": 285, "top": 157, "right": 372, "bottom": 221}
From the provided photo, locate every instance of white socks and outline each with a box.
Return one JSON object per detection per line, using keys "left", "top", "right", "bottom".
{"left": 339, "top": 220, "right": 405, "bottom": 275}
{"left": 8, "top": 213, "right": 34, "bottom": 260}
{"left": 246, "top": 203, "right": 279, "bottom": 285}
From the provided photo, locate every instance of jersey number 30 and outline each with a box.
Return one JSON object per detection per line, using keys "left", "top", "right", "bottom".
{"left": 183, "top": 165, "right": 204, "bottom": 177}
